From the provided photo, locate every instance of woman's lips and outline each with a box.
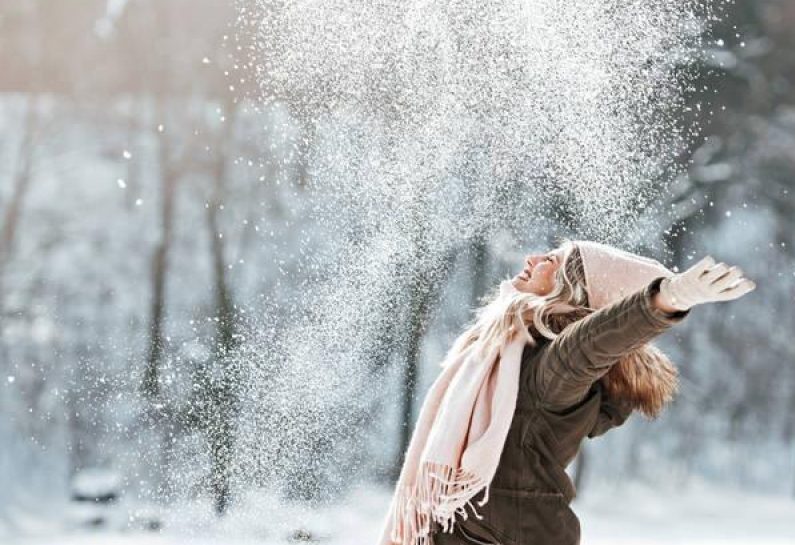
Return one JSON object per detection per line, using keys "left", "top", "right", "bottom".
{"left": 517, "top": 267, "right": 532, "bottom": 281}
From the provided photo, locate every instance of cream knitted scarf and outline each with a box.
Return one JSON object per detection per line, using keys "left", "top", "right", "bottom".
{"left": 377, "top": 280, "right": 533, "bottom": 545}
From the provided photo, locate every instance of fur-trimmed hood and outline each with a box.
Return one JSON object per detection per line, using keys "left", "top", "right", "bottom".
{"left": 601, "top": 342, "right": 679, "bottom": 419}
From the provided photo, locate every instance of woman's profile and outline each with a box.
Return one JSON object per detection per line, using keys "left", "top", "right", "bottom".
{"left": 378, "top": 238, "right": 756, "bottom": 545}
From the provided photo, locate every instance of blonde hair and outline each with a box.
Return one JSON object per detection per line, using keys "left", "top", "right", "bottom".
{"left": 458, "top": 236, "right": 678, "bottom": 419}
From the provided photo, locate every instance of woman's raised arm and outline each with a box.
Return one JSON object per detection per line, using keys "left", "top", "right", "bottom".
{"left": 534, "top": 276, "right": 689, "bottom": 412}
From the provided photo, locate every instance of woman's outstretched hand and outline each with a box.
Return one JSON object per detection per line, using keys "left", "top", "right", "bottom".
{"left": 657, "top": 256, "right": 757, "bottom": 311}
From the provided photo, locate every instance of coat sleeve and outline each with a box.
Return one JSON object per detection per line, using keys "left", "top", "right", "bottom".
{"left": 534, "top": 275, "right": 690, "bottom": 412}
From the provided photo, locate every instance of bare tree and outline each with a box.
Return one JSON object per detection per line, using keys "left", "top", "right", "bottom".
{"left": 201, "top": 97, "right": 241, "bottom": 514}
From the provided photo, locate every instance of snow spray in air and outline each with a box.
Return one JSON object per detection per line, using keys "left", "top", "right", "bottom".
{"left": 229, "top": 0, "right": 713, "bottom": 522}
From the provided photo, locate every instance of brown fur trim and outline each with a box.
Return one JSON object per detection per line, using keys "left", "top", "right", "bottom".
{"left": 599, "top": 343, "right": 679, "bottom": 419}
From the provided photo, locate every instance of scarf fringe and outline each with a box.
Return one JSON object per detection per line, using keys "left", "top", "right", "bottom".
{"left": 388, "top": 461, "right": 491, "bottom": 545}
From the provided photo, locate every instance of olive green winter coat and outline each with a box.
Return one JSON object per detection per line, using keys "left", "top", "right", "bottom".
{"left": 433, "top": 276, "right": 691, "bottom": 545}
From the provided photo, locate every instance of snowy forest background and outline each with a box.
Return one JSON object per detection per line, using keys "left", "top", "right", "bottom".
{"left": 1, "top": 0, "right": 794, "bottom": 543}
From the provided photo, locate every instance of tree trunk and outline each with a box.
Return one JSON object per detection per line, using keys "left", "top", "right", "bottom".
{"left": 391, "top": 252, "right": 456, "bottom": 481}
{"left": 0, "top": 95, "right": 39, "bottom": 364}
{"left": 469, "top": 234, "right": 490, "bottom": 307}
{"left": 203, "top": 99, "right": 240, "bottom": 515}
{"left": 141, "top": 100, "right": 178, "bottom": 399}
{"left": 573, "top": 447, "right": 588, "bottom": 492}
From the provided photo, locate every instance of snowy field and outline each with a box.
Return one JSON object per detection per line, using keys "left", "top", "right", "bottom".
{"left": 5, "top": 479, "right": 794, "bottom": 545}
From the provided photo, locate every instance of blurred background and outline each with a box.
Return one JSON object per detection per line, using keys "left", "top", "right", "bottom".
{"left": 0, "top": 0, "right": 794, "bottom": 543}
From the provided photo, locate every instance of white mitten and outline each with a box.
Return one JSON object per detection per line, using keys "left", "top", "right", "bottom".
{"left": 658, "top": 255, "right": 756, "bottom": 311}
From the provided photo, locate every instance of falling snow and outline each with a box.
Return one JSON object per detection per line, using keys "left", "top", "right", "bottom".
{"left": 228, "top": 0, "right": 714, "bottom": 504}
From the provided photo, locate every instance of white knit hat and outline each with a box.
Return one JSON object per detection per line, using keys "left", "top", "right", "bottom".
{"left": 573, "top": 240, "right": 675, "bottom": 309}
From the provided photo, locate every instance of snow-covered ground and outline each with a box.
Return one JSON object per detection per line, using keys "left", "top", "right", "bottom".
{"left": 5, "top": 479, "right": 794, "bottom": 544}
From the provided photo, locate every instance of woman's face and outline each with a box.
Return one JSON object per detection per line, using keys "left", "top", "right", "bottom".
{"left": 511, "top": 247, "right": 566, "bottom": 295}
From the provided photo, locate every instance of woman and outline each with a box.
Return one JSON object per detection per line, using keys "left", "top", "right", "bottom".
{"left": 378, "top": 238, "right": 755, "bottom": 545}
